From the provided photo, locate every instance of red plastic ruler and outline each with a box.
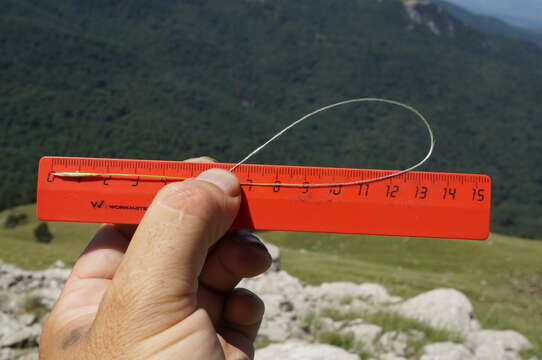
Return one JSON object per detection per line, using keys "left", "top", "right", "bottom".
{"left": 36, "top": 156, "right": 491, "bottom": 240}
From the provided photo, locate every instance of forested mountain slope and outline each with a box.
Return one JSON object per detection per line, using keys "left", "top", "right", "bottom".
{"left": 1, "top": 0, "right": 542, "bottom": 237}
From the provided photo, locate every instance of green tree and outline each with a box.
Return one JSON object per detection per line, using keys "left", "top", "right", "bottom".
{"left": 3, "top": 213, "right": 28, "bottom": 229}
{"left": 3, "top": 214, "right": 19, "bottom": 229}
{"left": 33, "top": 223, "right": 53, "bottom": 244}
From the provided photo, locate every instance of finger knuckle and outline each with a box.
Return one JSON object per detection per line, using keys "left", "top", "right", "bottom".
{"left": 159, "top": 182, "right": 221, "bottom": 216}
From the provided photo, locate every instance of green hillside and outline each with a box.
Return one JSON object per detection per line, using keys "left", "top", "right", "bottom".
{"left": 1, "top": 205, "right": 540, "bottom": 355}
{"left": 1, "top": 0, "right": 542, "bottom": 238}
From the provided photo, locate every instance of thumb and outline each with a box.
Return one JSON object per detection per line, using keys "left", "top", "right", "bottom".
{"left": 95, "top": 168, "right": 241, "bottom": 338}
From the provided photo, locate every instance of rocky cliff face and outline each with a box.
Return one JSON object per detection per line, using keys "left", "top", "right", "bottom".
{"left": 401, "top": 0, "right": 459, "bottom": 37}
{"left": 0, "top": 242, "right": 536, "bottom": 360}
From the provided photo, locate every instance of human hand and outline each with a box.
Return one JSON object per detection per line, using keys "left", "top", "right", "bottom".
{"left": 40, "top": 157, "right": 272, "bottom": 359}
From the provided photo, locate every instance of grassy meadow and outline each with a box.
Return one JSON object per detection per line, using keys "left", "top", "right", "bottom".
{"left": 1, "top": 204, "right": 541, "bottom": 355}
{"left": 0, "top": 205, "right": 99, "bottom": 269}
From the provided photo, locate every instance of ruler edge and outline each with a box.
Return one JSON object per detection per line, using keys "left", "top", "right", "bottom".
{"left": 34, "top": 214, "right": 491, "bottom": 240}
{"left": 38, "top": 156, "right": 493, "bottom": 182}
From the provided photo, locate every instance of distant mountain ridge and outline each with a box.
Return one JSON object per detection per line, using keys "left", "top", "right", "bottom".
{"left": 1, "top": 0, "right": 542, "bottom": 238}
{"left": 431, "top": 0, "right": 542, "bottom": 47}
{"left": 499, "top": 14, "right": 542, "bottom": 32}
{"left": 440, "top": 0, "right": 542, "bottom": 30}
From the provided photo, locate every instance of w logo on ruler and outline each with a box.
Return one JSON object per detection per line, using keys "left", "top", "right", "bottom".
{"left": 90, "top": 200, "right": 105, "bottom": 209}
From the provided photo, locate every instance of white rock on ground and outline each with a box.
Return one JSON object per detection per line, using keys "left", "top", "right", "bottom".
{"left": 306, "top": 282, "right": 402, "bottom": 306}
{"left": 255, "top": 341, "right": 360, "bottom": 360}
{"left": 0, "top": 311, "right": 40, "bottom": 359}
{"left": 0, "top": 260, "right": 70, "bottom": 360}
{"left": 316, "top": 317, "right": 342, "bottom": 333}
{"left": 0, "top": 348, "right": 38, "bottom": 360}
{"left": 467, "top": 330, "right": 532, "bottom": 353}
{"left": 420, "top": 342, "right": 474, "bottom": 360}
{"left": 467, "top": 330, "right": 532, "bottom": 360}
{"left": 0, "top": 311, "right": 41, "bottom": 349}
{"left": 0, "top": 324, "right": 40, "bottom": 349}
{"left": 239, "top": 270, "right": 308, "bottom": 342}
{"left": 0, "top": 312, "right": 20, "bottom": 341}
{"left": 0, "top": 260, "right": 70, "bottom": 309}
{"left": 254, "top": 294, "right": 298, "bottom": 342}
{"left": 240, "top": 270, "right": 305, "bottom": 298}
{"left": 340, "top": 321, "right": 383, "bottom": 350}
{"left": 378, "top": 331, "right": 409, "bottom": 357}
{"left": 377, "top": 354, "right": 408, "bottom": 360}
{"left": 396, "top": 288, "right": 480, "bottom": 335}
{"left": 471, "top": 345, "right": 518, "bottom": 360}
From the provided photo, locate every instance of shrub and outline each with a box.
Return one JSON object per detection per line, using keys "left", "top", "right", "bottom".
{"left": 33, "top": 223, "right": 53, "bottom": 243}
{"left": 3, "top": 213, "right": 28, "bottom": 229}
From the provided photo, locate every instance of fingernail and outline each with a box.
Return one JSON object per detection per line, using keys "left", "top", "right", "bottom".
{"left": 238, "top": 232, "right": 268, "bottom": 250}
{"left": 197, "top": 168, "right": 240, "bottom": 197}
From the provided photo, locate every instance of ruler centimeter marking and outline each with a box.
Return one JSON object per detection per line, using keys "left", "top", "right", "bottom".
{"left": 37, "top": 156, "right": 491, "bottom": 240}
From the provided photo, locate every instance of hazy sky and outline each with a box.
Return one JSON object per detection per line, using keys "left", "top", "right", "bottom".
{"left": 443, "top": 0, "right": 542, "bottom": 28}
